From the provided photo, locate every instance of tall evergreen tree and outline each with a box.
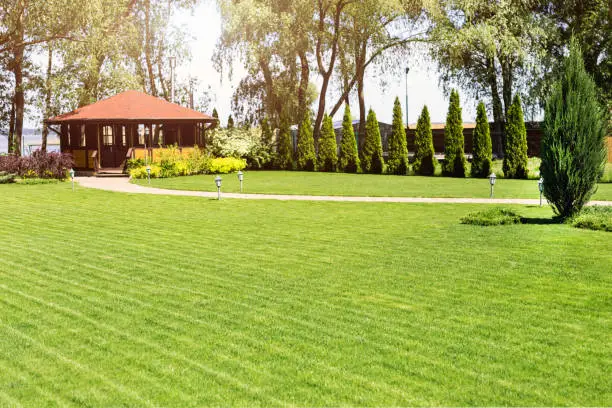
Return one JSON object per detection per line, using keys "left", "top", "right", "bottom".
{"left": 212, "top": 108, "right": 219, "bottom": 121}
{"left": 362, "top": 108, "right": 384, "bottom": 174}
{"left": 387, "top": 96, "right": 409, "bottom": 175}
{"left": 227, "top": 114, "right": 234, "bottom": 129}
{"left": 317, "top": 114, "right": 338, "bottom": 172}
{"left": 541, "top": 38, "right": 607, "bottom": 218}
{"left": 296, "top": 111, "right": 316, "bottom": 171}
{"left": 413, "top": 105, "right": 436, "bottom": 176}
{"left": 442, "top": 89, "right": 466, "bottom": 177}
{"left": 338, "top": 104, "right": 360, "bottom": 173}
{"left": 276, "top": 117, "right": 293, "bottom": 170}
{"left": 503, "top": 95, "right": 528, "bottom": 179}
{"left": 261, "top": 117, "right": 273, "bottom": 146}
{"left": 471, "top": 101, "right": 493, "bottom": 178}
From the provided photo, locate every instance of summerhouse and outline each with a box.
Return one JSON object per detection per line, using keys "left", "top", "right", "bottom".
{"left": 45, "top": 90, "right": 217, "bottom": 174}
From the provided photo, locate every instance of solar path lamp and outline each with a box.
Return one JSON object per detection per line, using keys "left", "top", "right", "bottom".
{"left": 237, "top": 171, "right": 244, "bottom": 193}
{"left": 69, "top": 168, "right": 75, "bottom": 191}
{"left": 215, "top": 176, "right": 222, "bottom": 200}
{"left": 538, "top": 177, "right": 544, "bottom": 207}
{"left": 489, "top": 173, "right": 496, "bottom": 198}
{"left": 146, "top": 165, "right": 151, "bottom": 185}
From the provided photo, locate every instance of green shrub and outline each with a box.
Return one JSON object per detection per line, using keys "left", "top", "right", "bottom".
{"left": 471, "top": 101, "right": 493, "bottom": 178}
{"left": 338, "top": 104, "right": 360, "bottom": 173}
{"left": 503, "top": 95, "right": 529, "bottom": 179}
{"left": 442, "top": 89, "right": 466, "bottom": 177}
{"left": 296, "top": 112, "right": 316, "bottom": 171}
{"left": 413, "top": 105, "right": 436, "bottom": 176}
{"left": 362, "top": 108, "right": 384, "bottom": 174}
{"left": 209, "top": 157, "right": 247, "bottom": 174}
{"left": 460, "top": 208, "right": 522, "bottom": 226}
{"left": 540, "top": 38, "right": 607, "bottom": 218}
{"left": 0, "top": 171, "right": 16, "bottom": 184}
{"left": 317, "top": 114, "right": 338, "bottom": 172}
{"left": 386, "top": 97, "right": 408, "bottom": 175}
{"left": 126, "top": 158, "right": 146, "bottom": 170}
{"left": 276, "top": 118, "right": 293, "bottom": 170}
{"left": 16, "top": 178, "right": 61, "bottom": 185}
{"left": 571, "top": 206, "right": 611, "bottom": 232}
{"left": 129, "top": 164, "right": 162, "bottom": 179}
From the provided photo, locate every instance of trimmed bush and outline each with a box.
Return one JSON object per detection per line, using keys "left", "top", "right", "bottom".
{"left": 540, "top": 39, "right": 607, "bottom": 218}
{"left": 0, "top": 151, "right": 73, "bottom": 179}
{"left": 209, "top": 157, "right": 247, "bottom": 174}
{"left": 503, "top": 95, "right": 528, "bottom": 179}
{"left": 471, "top": 101, "right": 493, "bottom": 178}
{"left": 571, "top": 206, "right": 611, "bottom": 232}
{"left": 0, "top": 171, "right": 16, "bottom": 184}
{"left": 461, "top": 208, "right": 522, "bottom": 226}
{"left": 386, "top": 97, "right": 408, "bottom": 175}
{"left": 317, "top": 114, "right": 338, "bottom": 172}
{"left": 442, "top": 89, "right": 466, "bottom": 177}
{"left": 276, "top": 118, "right": 293, "bottom": 170}
{"left": 413, "top": 105, "right": 436, "bottom": 176}
{"left": 338, "top": 104, "right": 360, "bottom": 173}
{"left": 296, "top": 112, "right": 316, "bottom": 171}
{"left": 362, "top": 108, "right": 384, "bottom": 174}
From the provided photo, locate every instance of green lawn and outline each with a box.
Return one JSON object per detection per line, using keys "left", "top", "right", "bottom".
{"left": 133, "top": 170, "right": 612, "bottom": 201}
{"left": 0, "top": 184, "right": 610, "bottom": 406}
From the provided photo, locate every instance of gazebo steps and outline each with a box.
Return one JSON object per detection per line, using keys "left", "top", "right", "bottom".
{"left": 96, "top": 169, "right": 128, "bottom": 178}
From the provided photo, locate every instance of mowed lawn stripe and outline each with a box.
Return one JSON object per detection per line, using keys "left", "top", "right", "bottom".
{"left": 0, "top": 184, "right": 609, "bottom": 405}
{"left": 2, "top": 204, "right": 608, "bottom": 404}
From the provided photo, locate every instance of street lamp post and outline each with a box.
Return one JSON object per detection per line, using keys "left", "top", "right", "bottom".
{"left": 215, "top": 176, "right": 222, "bottom": 200}
{"left": 169, "top": 56, "right": 177, "bottom": 103}
{"left": 146, "top": 165, "right": 151, "bottom": 185}
{"left": 538, "top": 177, "right": 544, "bottom": 207}
{"left": 237, "top": 171, "right": 244, "bottom": 193}
{"left": 405, "top": 67, "right": 409, "bottom": 128}
{"left": 489, "top": 173, "right": 496, "bottom": 198}
{"left": 69, "top": 168, "right": 75, "bottom": 191}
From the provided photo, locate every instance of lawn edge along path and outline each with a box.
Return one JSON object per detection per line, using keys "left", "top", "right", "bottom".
{"left": 76, "top": 177, "right": 612, "bottom": 206}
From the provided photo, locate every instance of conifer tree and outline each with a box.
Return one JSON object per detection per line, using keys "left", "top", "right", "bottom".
{"left": 413, "top": 105, "right": 436, "bottom": 176}
{"left": 338, "top": 104, "right": 360, "bottom": 173}
{"left": 442, "top": 89, "right": 466, "bottom": 177}
{"left": 296, "top": 111, "right": 316, "bottom": 171}
{"left": 261, "top": 117, "right": 273, "bottom": 147}
{"left": 276, "top": 118, "right": 293, "bottom": 170}
{"left": 362, "top": 108, "right": 384, "bottom": 174}
{"left": 227, "top": 114, "right": 234, "bottom": 129}
{"left": 212, "top": 108, "right": 219, "bottom": 121}
{"left": 541, "top": 38, "right": 607, "bottom": 218}
{"left": 317, "top": 114, "right": 338, "bottom": 172}
{"left": 471, "top": 101, "right": 492, "bottom": 178}
{"left": 387, "top": 97, "right": 409, "bottom": 175}
{"left": 503, "top": 95, "right": 528, "bottom": 179}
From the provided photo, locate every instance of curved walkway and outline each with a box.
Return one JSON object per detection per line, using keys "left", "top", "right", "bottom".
{"left": 75, "top": 176, "right": 612, "bottom": 206}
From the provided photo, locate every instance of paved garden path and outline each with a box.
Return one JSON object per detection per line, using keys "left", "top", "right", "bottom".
{"left": 76, "top": 176, "right": 612, "bottom": 206}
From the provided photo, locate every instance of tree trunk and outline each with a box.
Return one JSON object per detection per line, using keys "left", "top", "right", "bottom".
{"left": 79, "top": 55, "right": 105, "bottom": 107}
{"left": 144, "top": 0, "right": 157, "bottom": 96}
{"left": 41, "top": 44, "right": 53, "bottom": 152}
{"left": 12, "top": 13, "right": 25, "bottom": 157}
{"left": 297, "top": 51, "right": 310, "bottom": 121}
{"left": 501, "top": 56, "right": 513, "bottom": 120}
{"left": 8, "top": 100, "right": 15, "bottom": 154}
{"left": 356, "top": 39, "right": 367, "bottom": 155}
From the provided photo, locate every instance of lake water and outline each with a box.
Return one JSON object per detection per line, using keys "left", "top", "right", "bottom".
{"left": 0, "top": 134, "right": 60, "bottom": 155}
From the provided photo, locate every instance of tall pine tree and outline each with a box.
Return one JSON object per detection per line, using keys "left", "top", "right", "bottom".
{"left": 296, "top": 111, "right": 316, "bottom": 171}
{"left": 338, "top": 104, "right": 360, "bottom": 173}
{"left": 541, "top": 38, "right": 607, "bottom": 217}
{"left": 413, "top": 105, "right": 436, "bottom": 176}
{"left": 212, "top": 108, "right": 219, "bottom": 121}
{"left": 261, "top": 117, "right": 273, "bottom": 146}
{"left": 227, "top": 114, "right": 234, "bottom": 129}
{"left": 503, "top": 95, "right": 528, "bottom": 179}
{"left": 387, "top": 97, "right": 408, "bottom": 175}
{"left": 276, "top": 117, "right": 293, "bottom": 170}
{"left": 471, "top": 101, "right": 492, "bottom": 178}
{"left": 317, "top": 114, "right": 338, "bottom": 172}
{"left": 362, "top": 108, "right": 384, "bottom": 174}
{"left": 442, "top": 89, "right": 466, "bottom": 177}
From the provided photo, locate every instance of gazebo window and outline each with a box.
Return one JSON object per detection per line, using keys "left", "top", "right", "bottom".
{"left": 80, "top": 125, "right": 86, "bottom": 147}
{"left": 103, "top": 126, "right": 113, "bottom": 146}
{"left": 121, "top": 126, "right": 126, "bottom": 146}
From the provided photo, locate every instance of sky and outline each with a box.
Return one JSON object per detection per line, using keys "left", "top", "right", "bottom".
{"left": 173, "top": 2, "right": 479, "bottom": 127}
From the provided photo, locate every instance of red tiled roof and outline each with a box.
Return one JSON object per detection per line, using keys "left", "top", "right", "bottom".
{"left": 47, "top": 90, "right": 215, "bottom": 123}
